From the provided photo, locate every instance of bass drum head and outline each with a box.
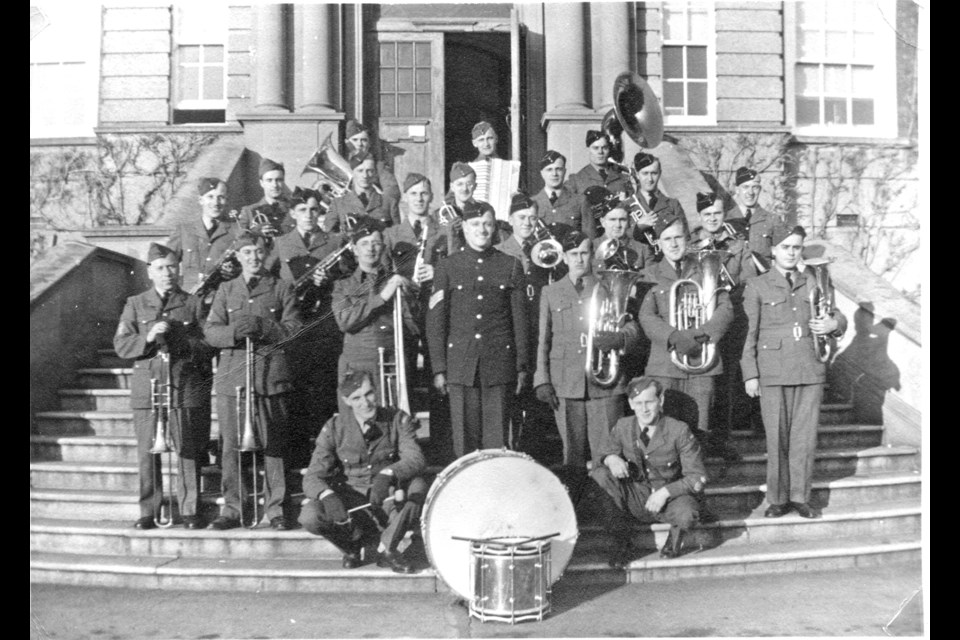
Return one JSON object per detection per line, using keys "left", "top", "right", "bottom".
{"left": 421, "top": 449, "right": 578, "bottom": 600}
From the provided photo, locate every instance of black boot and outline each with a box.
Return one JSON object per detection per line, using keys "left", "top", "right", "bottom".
{"left": 659, "top": 528, "right": 685, "bottom": 559}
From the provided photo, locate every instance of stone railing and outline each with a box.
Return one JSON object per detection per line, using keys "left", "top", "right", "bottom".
{"left": 30, "top": 242, "right": 148, "bottom": 428}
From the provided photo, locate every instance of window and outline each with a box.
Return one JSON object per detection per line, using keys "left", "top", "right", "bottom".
{"left": 661, "top": 1, "right": 716, "bottom": 125}
{"left": 30, "top": 5, "right": 100, "bottom": 138}
{"left": 793, "top": 0, "right": 897, "bottom": 136}
{"left": 173, "top": 5, "right": 227, "bottom": 124}
{"left": 379, "top": 41, "right": 432, "bottom": 118}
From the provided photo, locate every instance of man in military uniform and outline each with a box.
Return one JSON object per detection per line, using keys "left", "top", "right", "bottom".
{"left": 589, "top": 377, "right": 707, "bottom": 566}
{"left": 437, "top": 162, "right": 482, "bottom": 255}
{"left": 323, "top": 152, "right": 401, "bottom": 233}
{"left": 274, "top": 187, "right": 351, "bottom": 469}
{"left": 343, "top": 119, "right": 401, "bottom": 203}
{"left": 638, "top": 216, "right": 734, "bottom": 458}
{"left": 588, "top": 188, "right": 650, "bottom": 273}
{"left": 238, "top": 158, "right": 295, "bottom": 239}
{"left": 532, "top": 150, "right": 595, "bottom": 237}
{"left": 565, "top": 130, "right": 631, "bottom": 197}
{"left": 630, "top": 152, "right": 687, "bottom": 234}
{"left": 114, "top": 243, "right": 214, "bottom": 530}
{"left": 299, "top": 369, "right": 427, "bottom": 573}
{"left": 427, "top": 200, "right": 530, "bottom": 456}
{"left": 203, "top": 231, "right": 303, "bottom": 531}
{"left": 165, "top": 177, "right": 241, "bottom": 304}
{"left": 741, "top": 223, "right": 847, "bottom": 519}
{"left": 726, "top": 166, "right": 784, "bottom": 264}
{"left": 535, "top": 229, "right": 639, "bottom": 475}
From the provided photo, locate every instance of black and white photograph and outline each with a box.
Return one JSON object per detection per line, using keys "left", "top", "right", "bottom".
{"left": 30, "top": 1, "right": 928, "bottom": 637}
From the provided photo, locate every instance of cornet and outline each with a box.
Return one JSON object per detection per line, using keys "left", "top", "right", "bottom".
{"left": 529, "top": 219, "right": 564, "bottom": 270}
{"left": 235, "top": 337, "right": 264, "bottom": 528}
{"left": 149, "top": 349, "right": 175, "bottom": 528}
{"left": 436, "top": 202, "right": 461, "bottom": 226}
{"left": 806, "top": 258, "right": 836, "bottom": 363}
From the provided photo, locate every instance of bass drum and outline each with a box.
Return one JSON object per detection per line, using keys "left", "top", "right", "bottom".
{"left": 421, "top": 449, "right": 579, "bottom": 599}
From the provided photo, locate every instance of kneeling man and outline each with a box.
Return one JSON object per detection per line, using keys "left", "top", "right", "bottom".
{"left": 589, "top": 377, "right": 707, "bottom": 567}
{"left": 299, "top": 369, "right": 427, "bottom": 573}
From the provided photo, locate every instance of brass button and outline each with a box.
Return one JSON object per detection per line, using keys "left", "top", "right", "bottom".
{"left": 475, "top": 333, "right": 481, "bottom": 339}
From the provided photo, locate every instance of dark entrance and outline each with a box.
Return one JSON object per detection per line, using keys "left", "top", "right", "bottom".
{"left": 443, "top": 32, "right": 511, "bottom": 189}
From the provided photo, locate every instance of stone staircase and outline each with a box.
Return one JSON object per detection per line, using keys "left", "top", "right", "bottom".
{"left": 30, "top": 348, "right": 922, "bottom": 592}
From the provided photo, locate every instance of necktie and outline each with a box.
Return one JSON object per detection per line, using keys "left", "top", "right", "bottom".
{"left": 785, "top": 271, "right": 794, "bottom": 288}
{"left": 522, "top": 239, "right": 534, "bottom": 257}
{"left": 160, "top": 292, "right": 169, "bottom": 307}
{"left": 648, "top": 193, "right": 658, "bottom": 210}
{"left": 413, "top": 220, "right": 423, "bottom": 239}
{"left": 247, "top": 277, "right": 259, "bottom": 291}
{"left": 675, "top": 260, "right": 683, "bottom": 279}
{"left": 362, "top": 421, "right": 382, "bottom": 442}
{"left": 302, "top": 231, "right": 312, "bottom": 248}
{"left": 745, "top": 207, "right": 754, "bottom": 223}
{"left": 359, "top": 192, "right": 370, "bottom": 206}
{"left": 574, "top": 277, "right": 583, "bottom": 294}
{"left": 206, "top": 221, "right": 218, "bottom": 237}
{"left": 639, "top": 426, "right": 650, "bottom": 447}
{"left": 548, "top": 191, "right": 558, "bottom": 206}
{"left": 599, "top": 168, "right": 608, "bottom": 181}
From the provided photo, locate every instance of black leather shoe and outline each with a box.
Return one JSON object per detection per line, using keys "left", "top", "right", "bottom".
{"left": 342, "top": 551, "right": 362, "bottom": 569}
{"left": 659, "top": 530, "right": 685, "bottom": 559}
{"left": 270, "top": 516, "right": 291, "bottom": 531}
{"left": 183, "top": 516, "right": 205, "bottom": 530}
{"left": 208, "top": 515, "right": 241, "bottom": 530}
{"left": 133, "top": 516, "right": 155, "bottom": 530}
{"left": 608, "top": 541, "right": 634, "bottom": 569}
{"left": 377, "top": 551, "right": 417, "bottom": 574}
{"left": 790, "top": 502, "right": 818, "bottom": 519}
{"left": 764, "top": 503, "right": 790, "bottom": 518}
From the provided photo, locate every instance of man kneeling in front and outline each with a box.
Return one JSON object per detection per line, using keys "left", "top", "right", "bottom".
{"left": 589, "top": 376, "right": 707, "bottom": 568}
{"left": 299, "top": 369, "right": 427, "bottom": 573}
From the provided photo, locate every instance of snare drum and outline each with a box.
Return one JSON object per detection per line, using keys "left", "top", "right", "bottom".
{"left": 421, "top": 449, "right": 578, "bottom": 621}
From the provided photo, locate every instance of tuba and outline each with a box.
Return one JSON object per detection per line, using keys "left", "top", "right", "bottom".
{"left": 236, "top": 337, "right": 264, "bottom": 528}
{"left": 585, "top": 268, "right": 644, "bottom": 388}
{"left": 302, "top": 132, "right": 354, "bottom": 201}
{"left": 613, "top": 71, "right": 664, "bottom": 150}
{"left": 149, "top": 348, "right": 175, "bottom": 528}
{"left": 806, "top": 258, "right": 836, "bottom": 363}
{"left": 378, "top": 287, "right": 411, "bottom": 415}
{"left": 669, "top": 250, "right": 730, "bottom": 373}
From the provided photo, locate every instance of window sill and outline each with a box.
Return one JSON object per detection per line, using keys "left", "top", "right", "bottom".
{"left": 94, "top": 124, "right": 244, "bottom": 134}
{"left": 789, "top": 134, "right": 916, "bottom": 147}
{"left": 30, "top": 137, "right": 99, "bottom": 147}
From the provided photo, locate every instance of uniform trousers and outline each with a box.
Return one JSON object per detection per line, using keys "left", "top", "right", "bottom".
{"left": 760, "top": 383, "right": 823, "bottom": 505}
{"left": 513, "top": 388, "right": 562, "bottom": 467}
{"left": 447, "top": 383, "right": 513, "bottom": 457}
{"left": 133, "top": 406, "right": 210, "bottom": 518}
{"left": 554, "top": 395, "right": 625, "bottom": 468}
{"left": 216, "top": 393, "right": 290, "bottom": 521}
{"left": 289, "top": 322, "right": 342, "bottom": 469}
{"left": 651, "top": 376, "right": 716, "bottom": 442}
{"left": 589, "top": 465, "right": 699, "bottom": 543}
{"left": 299, "top": 476, "right": 428, "bottom": 553}
{"left": 717, "top": 310, "right": 763, "bottom": 433}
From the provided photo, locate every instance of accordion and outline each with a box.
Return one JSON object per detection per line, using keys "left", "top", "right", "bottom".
{"left": 469, "top": 158, "right": 521, "bottom": 222}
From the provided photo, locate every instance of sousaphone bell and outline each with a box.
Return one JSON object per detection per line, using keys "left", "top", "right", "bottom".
{"left": 613, "top": 71, "right": 664, "bottom": 150}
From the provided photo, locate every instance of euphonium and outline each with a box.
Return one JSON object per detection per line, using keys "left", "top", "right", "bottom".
{"left": 302, "top": 132, "right": 354, "bottom": 199}
{"left": 669, "top": 250, "right": 730, "bottom": 373}
{"left": 529, "top": 219, "right": 564, "bottom": 270}
{"left": 236, "top": 336, "right": 264, "bottom": 528}
{"left": 149, "top": 349, "right": 175, "bottom": 528}
{"left": 806, "top": 257, "right": 836, "bottom": 363}
{"left": 585, "top": 268, "right": 644, "bottom": 388}
{"left": 378, "top": 287, "right": 411, "bottom": 415}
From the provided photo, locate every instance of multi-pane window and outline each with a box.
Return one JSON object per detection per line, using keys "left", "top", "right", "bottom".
{"left": 661, "top": 1, "right": 714, "bottom": 122}
{"left": 173, "top": 5, "right": 227, "bottom": 124}
{"left": 379, "top": 41, "right": 432, "bottom": 118}
{"left": 795, "top": 0, "right": 887, "bottom": 131}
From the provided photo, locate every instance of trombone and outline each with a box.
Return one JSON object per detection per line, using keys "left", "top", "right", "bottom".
{"left": 235, "top": 337, "right": 264, "bottom": 528}
{"left": 149, "top": 348, "right": 175, "bottom": 528}
{"left": 378, "top": 287, "right": 411, "bottom": 415}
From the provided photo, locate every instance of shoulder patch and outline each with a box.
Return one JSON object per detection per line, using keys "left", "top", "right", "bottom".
{"left": 429, "top": 289, "right": 444, "bottom": 309}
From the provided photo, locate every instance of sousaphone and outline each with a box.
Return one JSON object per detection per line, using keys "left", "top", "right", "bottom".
{"left": 613, "top": 71, "right": 664, "bottom": 149}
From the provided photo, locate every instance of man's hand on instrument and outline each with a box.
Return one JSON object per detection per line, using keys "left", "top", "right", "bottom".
{"left": 368, "top": 473, "right": 393, "bottom": 508}
{"left": 535, "top": 383, "right": 560, "bottom": 411}
{"left": 320, "top": 493, "right": 349, "bottom": 524}
{"left": 311, "top": 266, "right": 330, "bottom": 287}
{"left": 234, "top": 315, "right": 263, "bottom": 340}
{"left": 633, "top": 210, "right": 658, "bottom": 229}
{"left": 593, "top": 330, "right": 625, "bottom": 351}
{"left": 415, "top": 263, "right": 434, "bottom": 284}
{"left": 433, "top": 373, "right": 447, "bottom": 395}
{"left": 744, "top": 378, "right": 761, "bottom": 398}
{"left": 669, "top": 329, "right": 702, "bottom": 357}
{"left": 379, "top": 274, "right": 411, "bottom": 301}
{"left": 219, "top": 258, "right": 240, "bottom": 279}
{"left": 645, "top": 487, "right": 670, "bottom": 513}
{"left": 605, "top": 454, "right": 630, "bottom": 479}
{"left": 515, "top": 371, "right": 530, "bottom": 395}
{"left": 258, "top": 221, "right": 278, "bottom": 237}
{"left": 809, "top": 315, "right": 839, "bottom": 335}
{"left": 146, "top": 321, "right": 170, "bottom": 344}
{"left": 694, "top": 331, "right": 711, "bottom": 345}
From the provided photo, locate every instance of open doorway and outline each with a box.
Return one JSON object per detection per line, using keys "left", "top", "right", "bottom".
{"left": 443, "top": 32, "right": 511, "bottom": 189}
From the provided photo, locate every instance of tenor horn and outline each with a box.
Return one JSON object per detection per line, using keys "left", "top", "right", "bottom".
{"left": 585, "top": 268, "right": 644, "bottom": 388}
{"left": 149, "top": 349, "right": 175, "bottom": 528}
{"left": 669, "top": 250, "right": 729, "bottom": 373}
{"left": 613, "top": 72, "right": 664, "bottom": 149}
{"left": 806, "top": 257, "right": 836, "bottom": 363}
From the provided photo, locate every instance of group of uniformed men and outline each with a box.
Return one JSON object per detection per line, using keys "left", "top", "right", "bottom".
{"left": 115, "top": 118, "right": 846, "bottom": 572}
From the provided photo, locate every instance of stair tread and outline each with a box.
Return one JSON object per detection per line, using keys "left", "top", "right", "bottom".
{"left": 36, "top": 409, "right": 430, "bottom": 420}
{"left": 76, "top": 368, "right": 133, "bottom": 374}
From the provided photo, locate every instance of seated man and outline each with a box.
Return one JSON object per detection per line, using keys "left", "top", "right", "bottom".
{"left": 299, "top": 369, "right": 427, "bottom": 574}
{"left": 589, "top": 376, "right": 707, "bottom": 567}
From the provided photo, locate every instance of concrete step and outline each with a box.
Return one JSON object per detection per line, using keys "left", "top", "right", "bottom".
{"left": 30, "top": 461, "right": 222, "bottom": 493}
{"left": 59, "top": 389, "right": 136, "bottom": 412}
{"left": 74, "top": 368, "right": 133, "bottom": 390}
{"left": 819, "top": 403, "right": 856, "bottom": 425}
{"left": 727, "top": 425, "right": 883, "bottom": 455}
{"left": 96, "top": 349, "right": 130, "bottom": 369}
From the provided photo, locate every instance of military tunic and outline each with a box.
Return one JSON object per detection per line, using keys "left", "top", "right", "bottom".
{"left": 565, "top": 164, "right": 631, "bottom": 197}
{"left": 323, "top": 189, "right": 401, "bottom": 233}
{"left": 113, "top": 288, "right": 213, "bottom": 518}
{"left": 166, "top": 217, "right": 240, "bottom": 294}
{"left": 299, "top": 406, "right": 427, "bottom": 553}
{"left": 725, "top": 203, "right": 783, "bottom": 262}
{"left": 740, "top": 267, "right": 847, "bottom": 505}
{"left": 634, "top": 189, "right": 688, "bottom": 233}
{"left": 237, "top": 198, "right": 295, "bottom": 276}
{"left": 533, "top": 186, "right": 595, "bottom": 238}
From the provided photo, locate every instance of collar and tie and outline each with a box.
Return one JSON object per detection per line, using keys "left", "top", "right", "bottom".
{"left": 648, "top": 192, "right": 658, "bottom": 210}
{"left": 598, "top": 168, "right": 608, "bottom": 181}
{"left": 674, "top": 260, "right": 683, "bottom": 279}
{"left": 361, "top": 420, "right": 382, "bottom": 442}
{"left": 359, "top": 192, "right": 370, "bottom": 207}
{"left": 639, "top": 425, "right": 651, "bottom": 447}
{"left": 745, "top": 207, "right": 754, "bottom": 223}
{"left": 548, "top": 191, "right": 558, "bottom": 206}
{"left": 785, "top": 270, "right": 795, "bottom": 288}
{"left": 574, "top": 277, "right": 584, "bottom": 294}
{"left": 205, "top": 220, "right": 218, "bottom": 237}
{"left": 522, "top": 238, "right": 535, "bottom": 257}
{"left": 159, "top": 291, "right": 170, "bottom": 307}
{"left": 301, "top": 231, "right": 312, "bottom": 248}
{"left": 412, "top": 219, "right": 423, "bottom": 239}
{"left": 246, "top": 276, "right": 259, "bottom": 291}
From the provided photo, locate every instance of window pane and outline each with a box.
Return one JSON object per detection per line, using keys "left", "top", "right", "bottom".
{"left": 397, "top": 93, "right": 414, "bottom": 117}
{"left": 380, "top": 69, "right": 395, "bottom": 92}
{"left": 415, "top": 69, "right": 431, "bottom": 92}
{"left": 826, "top": 0, "right": 851, "bottom": 24}
{"left": 823, "top": 64, "right": 847, "bottom": 95}
{"left": 823, "top": 98, "right": 847, "bottom": 124}
{"left": 798, "top": 29, "right": 822, "bottom": 58}
{"left": 851, "top": 65, "right": 874, "bottom": 97}
{"left": 179, "top": 67, "right": 199, "bottom": 101}
{"left": 686, "top": 46, "right": 706, "bottom": 79}
{"left": 796, "top": 96, "right": 820, "bottom": 125}
{"left": 663, "top": 81, "right": 684, "bottom": 109}
{"left": 796, "top": 64, "right": 820, "bottom": 96}
{"left": 181, "top": 45, "right": 200, "bottom": 63}
{"left": 851, "top": 98, "right": 874, "bottom": 125}
{"left": 397, "top": 69, "right": 414, "bottom": 92}
{"left": 852, "top": 31, "right": 874, "bottom": 61}
{"left": 415, "top": 42, "right": 431, "bottom": 66}
{"left": 416, "top": 93, "right": 431, "bottom": 118}
{"left": 687, "top": 82, "right": 707, "bottom": 116}
{"left": 397, "top": 42, "right": 413, "bottom": 67}
{"left": 663, "top": 46, "right": 683, "bottom": 79}
{"left": 797, "top": 1, "right": 824, "bottom": 26}
{"left": 853, "top": 0, "right": 876, "bottom": 27}
{"left": 380, "top": 43, "right": 395, "bottom": 67}
{"left": 825, "top": 30, "right": 850, "bottom": 59}
{"left": 662, "top": 7, "right": 685, "bottom": 42}
{"left": 689, "top": 9, "right": 708, "bottom": 41}
{"left": 203, "top": 66, "right": 223, "bottom": 99}
{"left": 204, "top": 45, "right": 224, "bottom": 63}
{"left": 380, "top": 94, "right": 396, "bottom": 118}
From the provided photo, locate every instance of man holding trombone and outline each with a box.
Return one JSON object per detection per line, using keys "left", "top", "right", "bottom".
{"left": 204, "top": 231, "right": 303, "bottom": 530}
{"left": 114, "top": 243, "right": 213, "bottom": 530}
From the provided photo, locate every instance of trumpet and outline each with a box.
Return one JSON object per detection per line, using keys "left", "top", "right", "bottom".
{"left": 529, "top": 219, "right": 564, "bottom": 270}
{"left": 595, "top": 237, "right": 637, "bottom": 271}
{"left": 585, "top": 268, "right": 644, "bottom": 388}
{"left": 806, "top": 258, "right": 836, "bottom": 363}
{"left": 235, "top": 337, "right": 264, "bottom": 528}
{"left": 669, "top": 250, "right": 730, "bottom": 373}
{"left": 378, "top": 287, "right": 411, "bottom": 415}
{"left": 436, "top": 202, "right": 460, "bottom": 226}
{"left": 149, "top": 349, "right": 175, "bottom": 528}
